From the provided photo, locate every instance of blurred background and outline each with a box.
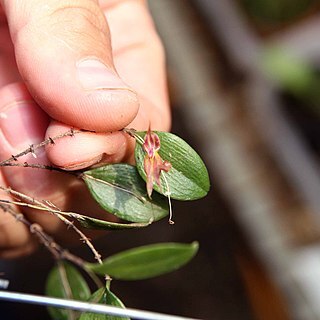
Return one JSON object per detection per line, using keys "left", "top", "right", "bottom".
{"left": 4, "top": 0, "right": 320, "bottom": 319}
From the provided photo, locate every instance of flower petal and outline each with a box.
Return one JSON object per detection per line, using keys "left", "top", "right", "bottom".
{"left": 143, "top": 127, "right": 161, "bottom": 158}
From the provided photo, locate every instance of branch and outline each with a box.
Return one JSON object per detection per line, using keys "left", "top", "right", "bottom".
{"left": 0, "top": 186, "right": 104, "bottom": 268}
{"left": 0, "top": 128, "right": 85, "bottom": 166}
{"left": 0, "top": 203, "right": 84, "bottom": 267}
{"left": 0, "top": 162, "right": 80, "bottom": 177}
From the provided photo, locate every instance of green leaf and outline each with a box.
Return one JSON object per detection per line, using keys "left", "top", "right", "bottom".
{"left": 86, "top": 242, "right": 199, "bottom": 280}
{"left": 79, "top": 288, "right": 129, "bottom": 320}
{"left": 45, "top": 261, "right": 91, "bottom": 320}
{"left": 134, "top": 131, "right": 210, "bottom": 200}
{"left": 76, "top": 214, "right": 151, "bottom": 230}
{"left": 83, "top": 164, "right": 168, "bottom": 223}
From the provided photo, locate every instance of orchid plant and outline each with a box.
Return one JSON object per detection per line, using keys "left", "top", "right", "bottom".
{"left": 0, "top": 127, "right": 210, "bottom": 320}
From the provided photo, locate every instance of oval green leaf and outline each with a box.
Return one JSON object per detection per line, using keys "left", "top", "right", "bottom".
{"left": 86, "top": 242, "right": 199, "bottom": 280}
{"left": 79, "top": 288, "right": 129, "bottom": 320}
{"left": 83, "top": 164, "right": 168, "bottom": 223}
{"left": 134, "top": 131, "right": 210, "bottom": 200}
{"left": 45, "top": 261, "right": 91, "bottom": 320}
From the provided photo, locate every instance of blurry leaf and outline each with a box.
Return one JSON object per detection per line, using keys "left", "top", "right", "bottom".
{"left": 83, "top": 164, "right": 168, "bottom": 223}
{"left": 45, "top": 262, "right": 91, "bottom": 320}
{"left": 79, "top": 288, "right": 129, "bottom": 320}
{"left": 262, "top": 48, "right": 314, "bottom": 94}
{"left": 104, "top": 289, "right": 128, "bottom": 320}
{"left": 134, "top": 131, "right": 210, "bottom": 200}
{"left": 86, "top": 242, "right": 199, "bottom": 280}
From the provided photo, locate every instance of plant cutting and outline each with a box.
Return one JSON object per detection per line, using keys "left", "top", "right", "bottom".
{"left": 0, "top": 127, "right": 210, "bottom": 320}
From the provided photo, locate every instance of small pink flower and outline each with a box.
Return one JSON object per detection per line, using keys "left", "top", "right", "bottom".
{"left": 143, "top": 128, "right": 171, "bottom": 198}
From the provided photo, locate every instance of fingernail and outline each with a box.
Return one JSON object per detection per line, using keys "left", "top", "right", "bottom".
{"left": 0, "top": 101, "right": 49, "bottom": 149}
{"left": 77, "top": 59, "right": 129, "bottom": 90}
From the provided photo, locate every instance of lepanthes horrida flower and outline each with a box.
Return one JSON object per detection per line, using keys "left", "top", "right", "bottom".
{"left": 142, "top": 128, "right": 171, "bottom": 199}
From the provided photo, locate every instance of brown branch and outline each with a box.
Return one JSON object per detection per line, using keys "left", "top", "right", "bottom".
{"left": 0, "top": 128, "right": 115, "bottom": 286}
{"left": 0, "top": 186, "right": 104, "bottom": 267}
{"left": 0, "top": 162, "right": 80, "bottom": 177}
{"left": 0, "top": 203, "right": 84, "bottom": 267}
{"left": 0, "top": 128, "right": 86, "bottom": 166}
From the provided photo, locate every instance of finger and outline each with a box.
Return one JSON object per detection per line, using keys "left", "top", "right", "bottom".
{"left": 46, "top": 0, "right": 171, "bottom": 168}
{"left": 0, "top": 13, "right": 21, "bottom": 87}
{"left": 0, "top": 83, "right": 68, "bottom": 232}
{"left": 45, "top": 121, "right": 128, "bottom": 170}
{"left": 1, "top": 0, "right": 139, "bottom": 132}
{"left": 103, "top": 0, "right": 171, "bottom": 130}
{"left": 0, "top": 83, "right": 115, "bottom": 245}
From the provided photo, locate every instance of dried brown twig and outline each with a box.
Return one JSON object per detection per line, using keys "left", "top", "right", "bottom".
{"left": 0, "top": 128, "right": 84, "bottom": 166}
{"left": 0, "top": 186, "right": 104, "bottom": 266}
{"left": 0, "top": 127, "right": 103, "bottom": 264}
{"left": 0, "top": 162, "right": 79, "bottom": 176}
{"left": 0, "top": 202, "right": 83, "bottom": 266}
{"left": 0, "top": 202, "right": 103, "bottom": 287}
{"left": 0, "top": 127, "right": 112, "bottom": 284}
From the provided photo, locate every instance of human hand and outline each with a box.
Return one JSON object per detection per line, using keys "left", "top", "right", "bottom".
{"left": 0, "top": 0, "right": 170, "bottom": 257}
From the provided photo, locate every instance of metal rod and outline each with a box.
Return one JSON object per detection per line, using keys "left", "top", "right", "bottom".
{"left": 0, "top": 291, "right": 200, "bottom": 320}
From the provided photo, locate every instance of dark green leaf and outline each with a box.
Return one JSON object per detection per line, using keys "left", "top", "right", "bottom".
{"left": 79, "top": 288, "right": 129, "bottom": 320}
{"left": 134, "top": 131, "right": 210, "bottom": 200}
{"left": 83, "top": 164, "right": 168, "bottom": 223}
{"left": 73, "top": 213, "right": 151, "bottom": 230}
{"left": 104, "top": 289, "right": 128, "bottom": 320}
{"left": 86, "top": 242, "right": 199, "bottom": 280}
{"left": 45, "top": 261, "right": 91, "bottom": 320}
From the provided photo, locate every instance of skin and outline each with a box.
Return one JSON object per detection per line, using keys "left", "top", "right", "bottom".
{"left": 0, "top": 0, "right": 171, "bottom": 258}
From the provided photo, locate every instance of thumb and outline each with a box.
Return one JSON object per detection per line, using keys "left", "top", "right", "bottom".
{"left": 1, "top": 0, "right": 139, "bottom": 132}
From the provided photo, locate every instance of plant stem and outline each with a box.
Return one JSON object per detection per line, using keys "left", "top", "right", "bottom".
{"left": 0, "top": 186, "right": 104, "bottom": 267}
{"left": 0, "top": 162, "right": 80, "bottom": 177}
{"left": 122, "top": 127, "right": 145, "bottom": 145}
{"left": 0, "top": 203, "right": 85, "bottom": 267}
{"left": 0, "top": 199, "right": 106, "bottom": 286}
{"left": 57, "top": 261, "right": 77, "bottom": 320}
{"left": 0, "top": 128, "right": 85, "bottom": 166}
